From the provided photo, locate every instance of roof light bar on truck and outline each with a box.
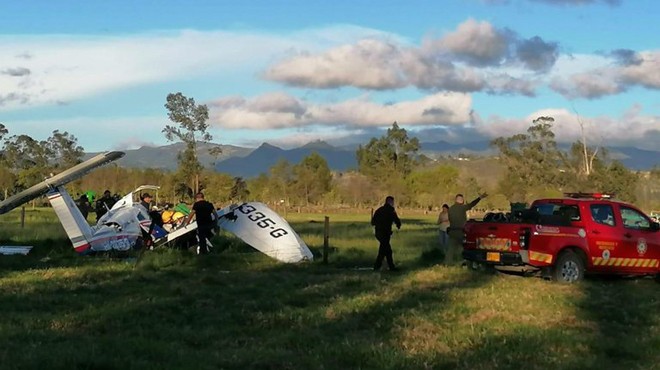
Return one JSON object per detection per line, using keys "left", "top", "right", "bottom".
{"left": 563, "top": 192, "right": 614, "bottom": 200}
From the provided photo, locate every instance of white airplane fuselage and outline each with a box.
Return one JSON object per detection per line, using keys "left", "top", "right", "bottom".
{"left": 47, "top": 187, "right": 152, "bottom": 254}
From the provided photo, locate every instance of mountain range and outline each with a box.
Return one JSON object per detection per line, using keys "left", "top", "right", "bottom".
{"left": 87, "top": 140, "right": 659, "bottom": 177}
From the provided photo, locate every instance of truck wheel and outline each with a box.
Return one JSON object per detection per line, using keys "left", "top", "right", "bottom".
{"left": 552, "top": 250, "right": 584, "bottom": 283}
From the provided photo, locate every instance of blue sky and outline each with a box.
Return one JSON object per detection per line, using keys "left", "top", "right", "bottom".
{"left": 1, "top": 0, "right": 658, "bottom": 151}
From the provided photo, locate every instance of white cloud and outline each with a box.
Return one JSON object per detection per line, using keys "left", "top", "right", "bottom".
{"left": 208, "top": 91, "right": 473, "bottom": 129}
{"left": 264, "top": 19, "right": 559, "bottom": 95}
{"left": 263, "top": 39, "right": 407, "bottom": 89}
{"left": 233, "top": 102, "right": 659, "bottom": 151}
{"left": 0, "top": 26, "right": 392, "bottom": 111}
{"left": 3, "top": 116, "right": 167, "bottom": 151}
{"left": 475, "top": 105, "right": 660, "bottom": 149}
{"left": 549, "top": 50, "right": 660, "bottom": 99}
{"left": 9, "top": 100, "right": 658, "bottom": 152}
{"left": 264, "top": 38, "right": 540, "bottom": 95}
{"left": 429, "top": 18, "right": 510, "bottom": 66}
{"left": 550, "top": 69, "right": 625, "bottom": 99}
{"left": 620, "top": 51, "right": 660, "bottom": 89}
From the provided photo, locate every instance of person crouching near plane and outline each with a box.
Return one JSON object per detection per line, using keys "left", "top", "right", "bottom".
{"left": 445, "top": 193, "right": 488, "bottom": 265}
{"left": 185, "top": 192, "right": 217, "bottom": 255}
{"left": 371, "top": 196, "right": 402, "bottom": 271}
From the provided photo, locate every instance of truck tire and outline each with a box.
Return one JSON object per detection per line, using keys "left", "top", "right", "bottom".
{"left": 552, "top": 250, "right": 584, "bottom": 283}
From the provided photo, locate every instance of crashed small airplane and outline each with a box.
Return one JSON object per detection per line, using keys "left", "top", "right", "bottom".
{"left": 0, "top": 151, "right": 313, "bottom": 263}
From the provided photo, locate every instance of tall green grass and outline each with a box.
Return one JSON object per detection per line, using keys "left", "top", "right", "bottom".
{"left": 0, "top": 208, "right": 658, "bottom": 369}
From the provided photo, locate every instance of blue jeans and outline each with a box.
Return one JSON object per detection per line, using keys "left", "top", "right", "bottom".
{"left": 439, "top": 230, "right": 448, "bottom": 244}
{"left": 439, "top": 230, "right": 448, "bottom": 253}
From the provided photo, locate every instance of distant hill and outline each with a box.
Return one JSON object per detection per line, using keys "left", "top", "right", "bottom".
{"left": 420, "top": 141, "right": 659, "bottom": 171}
{"left": 608, "top": 147, "right": 660, "bottom": 170}
{"left": 215, "top": 141, "right": 357, "bottom": 178}
{"left": 85, "top": 142, "right": 253, "bottom": 170}
{"left": 84, "top": 140, "right": 658, "bottom": 175}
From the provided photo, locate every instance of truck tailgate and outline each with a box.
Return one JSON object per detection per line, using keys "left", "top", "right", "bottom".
{"left": 463, "top": 221, "right": 531, "bottom": 265}
{"left": 463, "top": 222, "right": 529, "bottom": 253}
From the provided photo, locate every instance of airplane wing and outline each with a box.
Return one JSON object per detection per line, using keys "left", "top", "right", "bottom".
{"left": 217, "top": 202, "right": 313, "bottom": 263}
{"left": 0, "top": 151, "right": 125, "bottom": 215}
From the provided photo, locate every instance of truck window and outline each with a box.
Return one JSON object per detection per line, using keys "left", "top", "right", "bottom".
{"left": 533, "top": 203, "right": 580, "bottom": 221}
{"left": 619, "top": 206, "right": 650, "bottom": 229}
{"left": 590, "top": 204, "right": 615, "bottom": 227}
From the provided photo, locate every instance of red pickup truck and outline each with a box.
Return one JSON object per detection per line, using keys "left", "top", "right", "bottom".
{"left": 462, "top": 193, "right": 660, "bottom": 283}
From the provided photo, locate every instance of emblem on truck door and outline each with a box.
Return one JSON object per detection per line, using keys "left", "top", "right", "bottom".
{"left": 637, "top": 239, "right": 647, "bottom": 256}
{"left": 602, "top": 249, "right": 610, "bottom": 260}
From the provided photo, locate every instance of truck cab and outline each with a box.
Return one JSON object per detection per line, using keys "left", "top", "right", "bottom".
{"left": 462, "top": 193, "right": 660, "bottom": 283}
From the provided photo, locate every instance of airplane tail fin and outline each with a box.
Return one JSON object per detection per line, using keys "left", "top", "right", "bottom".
{"left": 47, "top": 187, "right": 94, "bottom": 254}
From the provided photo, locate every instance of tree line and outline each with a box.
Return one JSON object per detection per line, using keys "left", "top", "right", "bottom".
{"left": 0, "top": 93, "right": 656, "bottom": 212}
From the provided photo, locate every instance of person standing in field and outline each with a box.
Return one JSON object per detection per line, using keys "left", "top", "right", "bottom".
{"left": 371, "top": 196, "right": 402, "bottom": 271}
{"left": 185, "top": 192, "right": 217, "bottom": 255}
{"left": 445, "top": 193, "right": 488, "bottom": 264}
{"left": 437, "top": 204, "right": 450, "bottom": 249}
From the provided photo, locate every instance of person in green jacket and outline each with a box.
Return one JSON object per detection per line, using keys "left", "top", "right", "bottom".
{"left": 445, "top": 192, "right": 488, "bottom": 264}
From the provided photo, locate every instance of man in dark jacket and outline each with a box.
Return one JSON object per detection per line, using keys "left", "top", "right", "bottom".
{"left": 371, "top": 196, "right": 402, "bottom": 271}
{"left": 446, "top": 192, "right": 487, "bottom": 264}
{"left": 186, "top": 192, "right": 216, "bottom": 255}
{"left": 76, "top": 193, "right": 90, "bottom": 220}
{"left": 95, "top": 190, "right": 116, "bottom": 221}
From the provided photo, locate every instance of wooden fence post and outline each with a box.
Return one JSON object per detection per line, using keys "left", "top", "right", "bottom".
{"left": 323, "top": 216, "right": 330, "bottom": 264}
{"left": 21, "top": 206, "right": 26, "bottom": 228}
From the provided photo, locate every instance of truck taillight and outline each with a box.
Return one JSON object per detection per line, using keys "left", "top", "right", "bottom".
{"left": 519, "top": 228, "right": 530, "bottom": 250}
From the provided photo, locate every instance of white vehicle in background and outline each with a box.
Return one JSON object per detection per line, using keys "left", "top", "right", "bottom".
{"left": 651, "top": 211, "right": 660, "bottom": 223}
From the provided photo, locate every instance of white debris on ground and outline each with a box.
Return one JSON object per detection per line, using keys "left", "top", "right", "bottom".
{"left": 0, "top": 246, "right": 33, "bottom": 255}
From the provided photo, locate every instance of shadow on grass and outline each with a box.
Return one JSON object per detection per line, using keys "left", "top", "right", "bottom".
{"left": 431, "top": 275, "right": 660, "bottom": 370}
{"left": 6, "top": 211, "right": 658, "bottom": 369}
{"left": 5, "top": 237, "right": 659, "bottom": 369}
{"left": 0, "top": 249, "right": 496, "bottom": 369}
{"left": 576, "top": 277, "right": 660, "bottom": 368}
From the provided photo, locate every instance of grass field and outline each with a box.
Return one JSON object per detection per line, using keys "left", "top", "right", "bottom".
{"left": 1, "top": 208, "right": 659, "bottom": 369}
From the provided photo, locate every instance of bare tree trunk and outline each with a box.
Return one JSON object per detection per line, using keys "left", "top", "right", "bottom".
{"left": 195, "top": 174, "right": 199, "bottom": 194}
{"left": 575, "top": 108, "right": 595, "bottom": 176}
